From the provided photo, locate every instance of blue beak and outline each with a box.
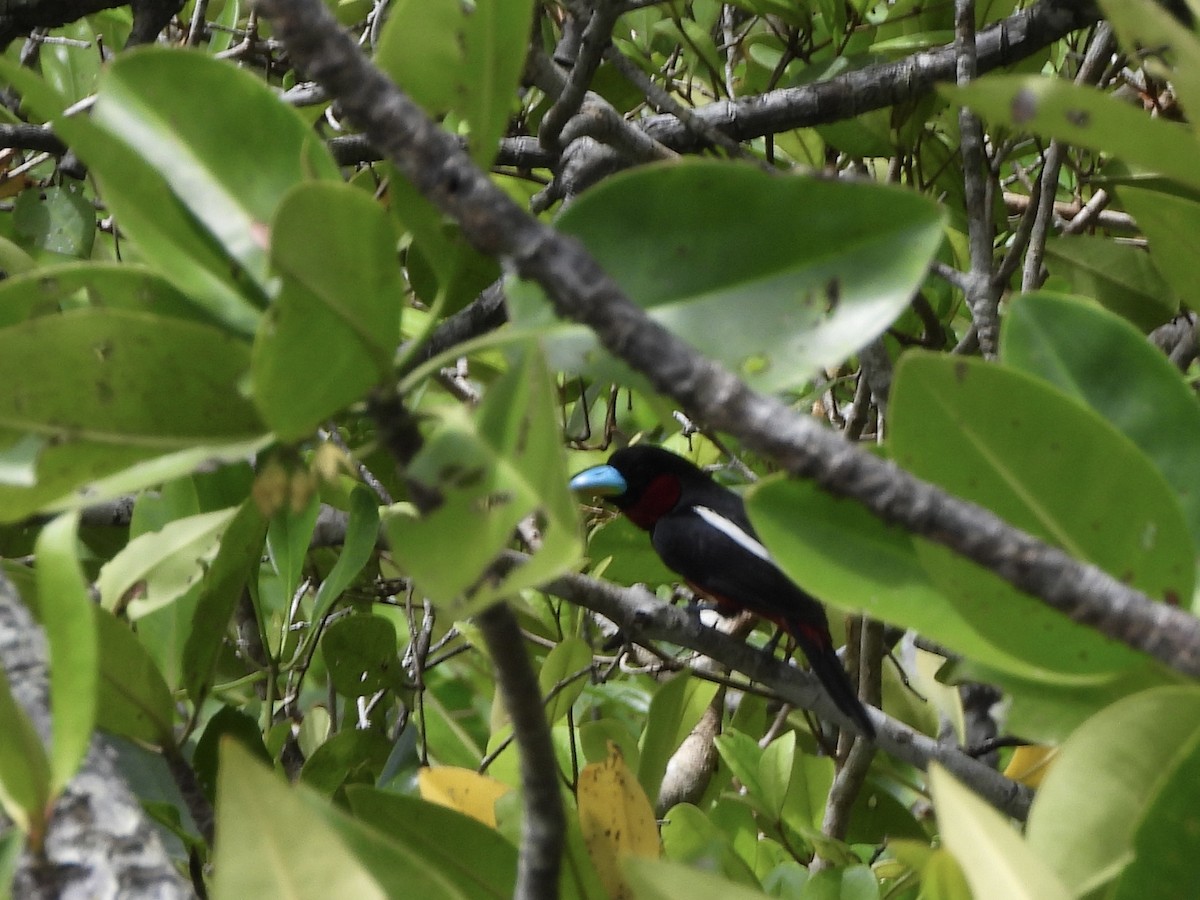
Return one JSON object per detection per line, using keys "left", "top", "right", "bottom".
{"left": 569, "top": 464, "right": 628, "bottom": 497}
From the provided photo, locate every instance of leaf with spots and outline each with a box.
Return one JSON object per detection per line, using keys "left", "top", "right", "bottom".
{"left": 890, "top": 352, "right": 1193, "bottom": 676}
{"left": 946, "top": 75, "right": 1200, "bottom": 193}
{"left": 507, "top": 160, "right": 945, "bottom": 395}
{"left": 0, "top": 307, "right": 265, "bottom": 523}
{"left": 577, "top": 742, "right": 661, "bottom": 900}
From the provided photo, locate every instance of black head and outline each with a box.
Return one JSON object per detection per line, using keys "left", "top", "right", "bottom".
{"left": 570, "top": 445, "right": 711, "bottom": 528}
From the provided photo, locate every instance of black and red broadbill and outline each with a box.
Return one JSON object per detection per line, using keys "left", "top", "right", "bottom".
{"left": 570, "top": 445, "right": 875, "bottom": 739}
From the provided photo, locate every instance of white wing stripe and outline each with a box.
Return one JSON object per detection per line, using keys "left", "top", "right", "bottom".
{"left": 693, "top": 506, "right": 772, "bottom": 561}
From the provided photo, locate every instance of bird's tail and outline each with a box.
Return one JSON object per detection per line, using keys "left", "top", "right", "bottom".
{"left": 789, "top": 622, "right": 876, "bottom": 739}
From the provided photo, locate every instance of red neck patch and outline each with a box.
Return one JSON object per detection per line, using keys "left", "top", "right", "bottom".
{"left": 623, "top": 473, "right": 681, "bottom": 530}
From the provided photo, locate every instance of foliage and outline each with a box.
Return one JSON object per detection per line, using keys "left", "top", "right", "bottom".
{"left": 0, "top": 0, "right": 1198, "bottom": 896}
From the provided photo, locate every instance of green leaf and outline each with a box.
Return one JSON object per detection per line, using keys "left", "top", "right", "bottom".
{"left": 659, "top": 803, "right": 760, "bottom": 887}
{"left": 385, "top": 343, "right": 581, "bottom": 614}
{"left": 0, "top": 262, "right": 238, "bottom": 331}
{"left": 321, "top": 615, "right": 402, "bottom": 697}
{"left": 51, "top": 114, "right": 265, "bottom": 335}
{"left": 13, "top": 185, "right": 95, "bottom": 259}
{"left": 1115, "top": 181, "right": 1200, "bottom": 310}
{"left": 1002, "top": 292, "right": 1200, "bottom": 578}
{"left": 624, "top": 857, "right": 776, "bottom": 900}
{"left": 343, "top": 785, "right": 514, "bottom": 898}
{"left": 889, "top": 353, "right": 1193, "bottom": 675}
{"left": 310, "top": 485, "right": 381, "bottom": 620}
{"left": 539, "top": 636, "right": 594, "bottom": 725}
{"left": 1113, "top": 721, "right": 1200, "bottom": 900}
{"left": 183, "top": 499, "right": 268, "bottom": 704}
{"left": 0, "top": 665, "right": 51, "bottom": 836}
{"left": 375, "top": 0, "right": 534, "bottom": 167}
{"left": 92, "top": 47, "right": 341, "bottom": 287}
{"left": 930, "top": 765, "right": 1069, "bottom": 900}
{"left": 299, "top": 730, "right": 393, "bottom": 797}
{"left": 94, "top": 606, "right": 175, "bottom": 746}
{"left": 946, "top": 75, "right": 1200, "bottom": 193}
{"left": 253, "top": 183, "right": 403, "bottom": 441}
{"left": 746, "top": 476, "right": 1041, "bottom": 675}
{"left": 1041, "top": 236, "right": 1176, "bottom": 330}
{"left": 507, "top": 161, "right": 945, "bottom": 395}
{"left": 0, "top": 308, "right": 264, "bottom": 523}
{"left": 0, "top": 308, "right": 260, "bottom": 444}
{"left": 265, "top": 490, "right": 321, "bottom": 601}
{"left": 638, "top": 673, "right": 719, "bottom": 804}
{"left": 212, "top": 741, "right": 389, "bottom": 900}
{"left": 34, "top": 512, "right": 97, "bottom": 793}
{"left": 97, "top": 506, "right": 239, "bottom": 619}
{"left": 1026, "top": 686, "right": 1200, "bottom": 896}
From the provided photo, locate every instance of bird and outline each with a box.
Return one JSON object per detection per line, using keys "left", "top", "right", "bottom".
{"left": 570, "top": 444, "right": 875, "bottom": 739}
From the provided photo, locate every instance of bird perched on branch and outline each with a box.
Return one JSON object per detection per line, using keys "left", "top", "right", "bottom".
{"left": 570, "top": 444, "right": 875, "bottom": 739}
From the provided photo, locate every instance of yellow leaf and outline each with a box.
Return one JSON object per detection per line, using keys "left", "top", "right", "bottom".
{"left": 1002, "top": 744, "right": 1058, "bottom": 788}
{"left": 577, "top": 741, "right": 661, "bottom": 900}
{"left": 417, "top": 766, "right": 511, "bottom": 827}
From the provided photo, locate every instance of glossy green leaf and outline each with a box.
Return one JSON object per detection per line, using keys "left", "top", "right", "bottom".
{"left": 386, "top": 344, "right": 581, "bottom": 614}
{"left": 1041, "top": 236, "right": 1176, "bottom": 330}
{"left": 1116, "top": 181, "right": 1200, "bottom": 309}
{"left": 321, "top": 615, "right": 402, "bottom": 697}
{"left": 94, "top": 606, "right": 175, "bottom": 745}
{"left": 375, "top": 0, "right": 534, "bottom": 167}
{"left": 13, "top": 185, "right": 95, "bottom": 259}
{"left": 930, "top": 765, "right": 1069, "bottom": 900}
{"left": 1113, "top": 722, "right": 1200, "bottom": 900}
{"left": 761, "top": 731, "right": 833, "bottom": 832}
{"left": 344, "top": 786, "right": 514, "bottom": 898}
{"left": 638, "top": 673, "right": 719, "bottom": 804}
{"left": 253, "top": 183, "right": 403, "bottom": 441}
{"left": 97, "top": 506, "right": 238, "bottom": 619}
{"left": 1002, "top": 292, "right": 1200, "bottom": 580}
{"left": 212, "top": 741, "right": 389, "bottom": 900}
{"left": 183, "top": 499, "right": 268, "bottom": 704}
{"left": 890, "top": 353, "right": 1193, "bottom": 675}
{"left": 92, "top": 48, "right": 340, "bottom": 287}
{"left": 947, "top": 75, "right": 1200, "bottom": 192}
{"left": 539, "top": 637, "right": 594, "bottom": 725}
{"left": 52, "top": 114, "right": 265, "bottom": 335}
{"left": 507, "top": 161, "right": 945, "bottom": 395}
{"left": 310, "top": 486, "right": 381, "bottom": 620}
{"left": 0, "top": 308, "right": 259, "bottom": 443}
{"left": 713, "top": 730, "right": 769, "bottom": 817}
{"left": 0, "top": 664, "right": 51, "bottom": 836}
{"left": 1026, "top": 686, "right": 1200, "bottom": 896}
{"left": 34, "top": 511, "right": 97, "bottom": 793}
{"left": 0, "top": 308, "right": 264, "bottom": 523}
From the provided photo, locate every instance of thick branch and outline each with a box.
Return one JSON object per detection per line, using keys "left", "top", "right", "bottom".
{"left": 256, "top": 0, "right": 1200, "bottom": 680}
